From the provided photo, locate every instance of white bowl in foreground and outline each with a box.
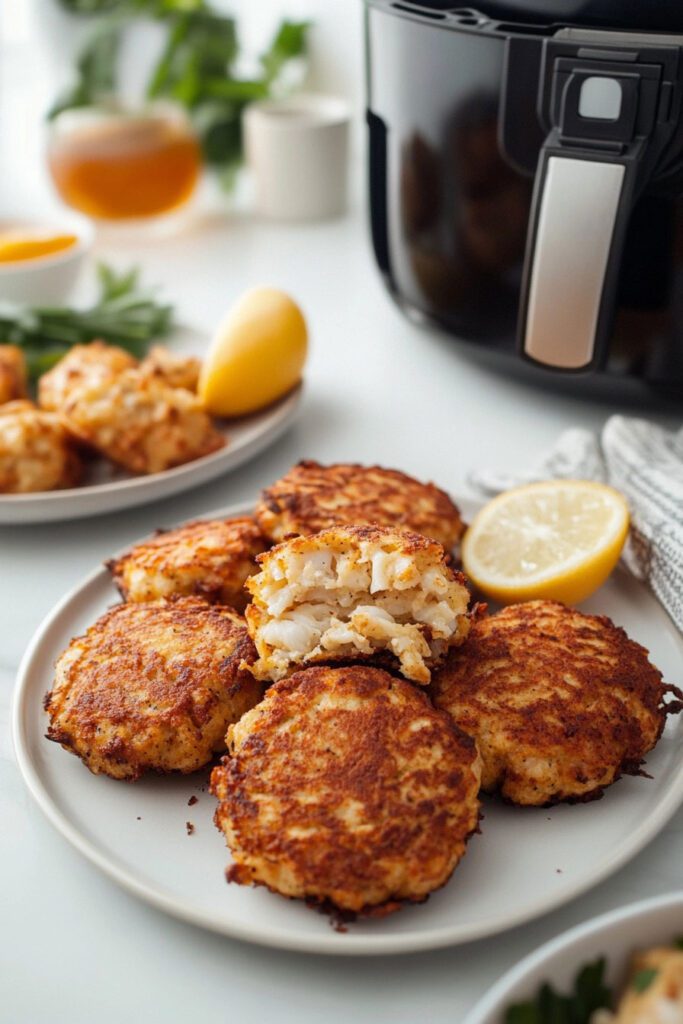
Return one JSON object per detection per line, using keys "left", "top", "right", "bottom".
{"left": 464, "top": 892, "right": 683, "bottom": 1024}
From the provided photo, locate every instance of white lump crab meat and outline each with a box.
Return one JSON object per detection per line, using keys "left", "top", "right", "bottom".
{"left": 245, "top": 524, "right": 471, "bottom": 685}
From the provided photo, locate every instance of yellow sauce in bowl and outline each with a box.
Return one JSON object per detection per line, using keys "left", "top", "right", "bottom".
{"left": 0, "top": 232, "right": 78, "bottom": 264}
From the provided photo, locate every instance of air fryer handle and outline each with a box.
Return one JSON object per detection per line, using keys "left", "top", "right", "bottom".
{"left": 520, "top": 150, "right": 634, "bottom": 371}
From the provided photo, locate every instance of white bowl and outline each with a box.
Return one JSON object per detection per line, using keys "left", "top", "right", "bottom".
{"left": 465, "top": 892, "right": 683, "bottom": 1024}
{"left": 0, "top": 210, "right": 93, "bottom": 305}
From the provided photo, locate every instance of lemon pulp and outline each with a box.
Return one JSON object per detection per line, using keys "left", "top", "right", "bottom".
{"left": 462, "top": 480, "right": 630, "bottom": 605}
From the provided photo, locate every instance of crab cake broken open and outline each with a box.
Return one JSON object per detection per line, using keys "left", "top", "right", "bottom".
{"left": 44, "top": 597, "right": 262, "bottom": 781}
{"left": 255, "top": 459, "right": 465, "bottom": 548}
{"left": 210, "top": 665, "right": 481, "bottom": 915}
{"left": 245, "top": 524, "right": 471, "bottom": 685}
{"left": 431, "top": 600, "right": 683, "bottom": 806}
{"left": 108, "top": 516, "right": 267, "bottom": 611}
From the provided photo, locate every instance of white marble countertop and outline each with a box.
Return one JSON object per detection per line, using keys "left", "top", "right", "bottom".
{"left": 2, "top": 205, "right": 681, "bottom": 1023}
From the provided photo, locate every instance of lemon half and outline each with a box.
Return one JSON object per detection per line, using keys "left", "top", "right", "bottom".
{"left": 462, "top": 479, "right": 630, "bottom": 605}
{"left": 198, "top": 287, "right": 307, "bottom": 418}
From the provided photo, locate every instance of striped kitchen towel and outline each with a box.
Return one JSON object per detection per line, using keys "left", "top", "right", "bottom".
{"left": 468, "top": 415, "right": 683, "bottom": 633}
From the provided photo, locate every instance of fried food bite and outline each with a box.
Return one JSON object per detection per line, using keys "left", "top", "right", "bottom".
{"left": 0, "top": 345, "right": 27, "bottom": 405}
{"left": 211, "top": 665, "right": 481, "bottom": 914}
{"left": 44, "top": 597, "right": 262, "bottom": 781}
{"left": 246, "top": 524, "right": 471, "bottom": 685}
{"left": 0, "top": 400, "right": 82, "bottom": 493}
{"left": 109, "top": 516, "right": 267, "bottom": 611}
{"left": 431, "top": 600, "right": 683, "bottom": 806}
{"left": 139, "top": 345, "right": 201, "bottom": 393}
{"left": 38, "top": 340, "right": 137, "bottom": 411}
{"left": 58, "top": 367, "right": 224, "bottom": 474}
{"left": 255, "top": 460, "right": 465, "bottom": 548}
{"left": 612, "top": 946, "right": 683, "bottom": 1022}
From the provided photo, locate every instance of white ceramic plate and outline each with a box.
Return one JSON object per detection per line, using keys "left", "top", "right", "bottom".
{"left": 12, "top": 498, "right": 683, "bottom": 955}
{"left": 464, "top": 891, "right": 683, "bottom": 1023}
{"left": 0, "top": 327, "right": 301, "bottom": 524}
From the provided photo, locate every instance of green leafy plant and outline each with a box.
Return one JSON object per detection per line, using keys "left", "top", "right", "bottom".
{"left": 504, "top": 959, "right": 613, "bottom": 1024}
{"left": 0, "top": 264, "right": 173, "bottom": 379}
{"left": 49, "top": 1, "right": 310, "bottom": 182}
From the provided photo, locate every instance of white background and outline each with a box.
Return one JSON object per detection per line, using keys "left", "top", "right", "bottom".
{"left": 1, "top": 2, "right": 682, "bottom": 1022}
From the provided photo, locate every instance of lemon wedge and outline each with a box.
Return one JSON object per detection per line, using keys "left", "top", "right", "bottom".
{"left": 199, "top": 287, "right": 307, "bottom": 417}
{"left": 462, "top": 480, "right": 630, "bottom": 605}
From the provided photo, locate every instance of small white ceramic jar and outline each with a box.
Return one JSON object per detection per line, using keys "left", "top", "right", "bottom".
{"left": 244, "top": 94, "right": 350, "bottom": 222}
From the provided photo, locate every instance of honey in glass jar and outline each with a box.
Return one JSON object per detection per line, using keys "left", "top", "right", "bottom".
{"left": 47, "top": 104, "right": 201, "bottom": 221}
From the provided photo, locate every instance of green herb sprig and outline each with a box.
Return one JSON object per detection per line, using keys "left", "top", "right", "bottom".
{"left": 504, "top": 959, "right": 613, "bottom": 1024}
{"left": 0, "top": 264, "right": 173, "bottom": 379}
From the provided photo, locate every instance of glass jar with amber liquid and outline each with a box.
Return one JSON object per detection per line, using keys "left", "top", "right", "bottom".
{"left": 47, "top": 103, "right": 201, "bottom": 223}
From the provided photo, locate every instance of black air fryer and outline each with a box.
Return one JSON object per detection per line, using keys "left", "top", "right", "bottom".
{"left": 364, "top": 0, "right": 683, "bottom": 397}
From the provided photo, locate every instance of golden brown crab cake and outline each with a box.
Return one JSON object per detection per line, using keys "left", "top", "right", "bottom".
{"left": 246, "top": 524, "right": 471, "bottom": 686}
{"left": 0, "top": 345, "right": 27, "bottom": 405}
{"left": 431, "top": 600, "right": 683, "bottom": 807}
{"left": 108, "top": 516, "right": 267, "bottom": 611}
{"left": 59, "top": 366, "right": 224, "bottom": 475}
{"left": 44, "top": 597, "right": 262, "bottom": 781}
{"left": 0, "top": 400, "right": 82, "bottom": 493}
{"left": 210, "top": 665, "right": 481, "bottom": 914}
{"left": 139, "top": 345, "right": 201, "bottom": 393}
{"left": 38, "top": 340, "right": 137, "bottom": 412}
{"left": 255, "top": 460, "right": 465, "bottom": 549}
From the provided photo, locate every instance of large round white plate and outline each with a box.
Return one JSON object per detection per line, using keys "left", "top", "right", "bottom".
{"left": 0, "top": 327, "right": 301, "bottom": 524}
{"left": 464, "top": 891, "right": 683, "bottom": 1023}
{"left": 12, "top": 499, "right": 683, "bottom": 955}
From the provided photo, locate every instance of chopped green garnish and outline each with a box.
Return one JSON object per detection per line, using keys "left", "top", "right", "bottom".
{"left": 0, "top": 264, "right": 173, "bottom": 380}
{"left": 504, "top": 958, "right": 612, "bottom": 1024}
{"left": 632, "top": 967, "right": 659, "bottom": 993}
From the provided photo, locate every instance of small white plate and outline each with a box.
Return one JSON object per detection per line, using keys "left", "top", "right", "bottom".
{"left": 464, "top": 891, "right": 683, "bottom": 1023}
{"left": 12, "top": 499, "right": 683, "bottom": 955}
{"left": 0, "top": 327, "right": 301, "bottom": 524}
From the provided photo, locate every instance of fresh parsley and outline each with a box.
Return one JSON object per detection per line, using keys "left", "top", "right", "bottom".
{"left": 0, "top": 264, "right": 173, "bottom": 379}
{"left": 631, "top": 967, "right": 659, "bottom": 994}
{"left": 504, "top": 959, "right": 612, "bottom": 1024}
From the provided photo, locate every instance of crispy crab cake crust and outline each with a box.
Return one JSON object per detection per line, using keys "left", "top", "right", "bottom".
{"left": 0, "top": 400, "right": 82, "bottom": 493}
{"left": 431, "top": 600, "right": 683, "bottom": 807}
{"left": 108, "top": 516, "right": 267, "bottom": 611}
{"left": 38, "top": 340, "right": 138, "bottom": 412}
{"left": 0, "top": 344, "right": 27, "bottom": 405}
{"left": 210, "top": 665, "right": 481, "bottom": 914}
{"left": 246, "top": 523, "right": 471, "bottom": 685}
{"left": 39, "top": 341, "right": 223, "bottom": 475}
{"left": 44, "top": 597, "right": 263, "bottom": 781}
{"left": 139, "top": 345, "right": 201, "bottom": 392}
{"left": 58, "top": 367, "right": 224, "bottom": 475}
{"left": 255, "top": 460, "right": 465, "bottom": 548}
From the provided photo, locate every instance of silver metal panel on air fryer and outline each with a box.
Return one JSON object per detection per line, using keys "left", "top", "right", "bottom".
{"left": 524, "top": 157, "right": 625, "bottom": 369}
